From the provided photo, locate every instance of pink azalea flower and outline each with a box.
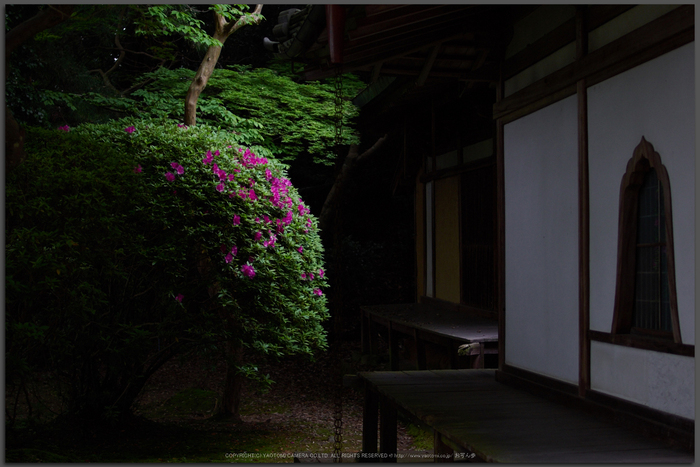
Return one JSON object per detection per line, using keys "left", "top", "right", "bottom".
{"left": 125, "top": 126, "right": 135, "bottom": 134}
{"left": 309, "top": 273, "right": 314, "bottom": 280}
{"left": 171, "top": 162, "right": 184, "bottom": 175}
{"left": 254, "top": 231, "right": 262, "bottom": 241}
{"left": 177, "top": 124, "right": 188, "bottom": 129}
{"left": 231, "top": 245, "right": 238, "bottom": 256}
{"left": 225, "top": 253, "right": 233, "bottom": 264}
{"left": 133, "top": 164, "right": 142, "bottom": 173}
{"left": 175, "top": 294, "right": 184, "bottom": 302}
{"left": 216, "top": 183, "right": 225, "bottom": 192}
{"left": 165, "top": 172, "right": 175, "bottom": 182}
{"left": 313, "top": 289, "right": 323, "bottom": 297}
{"left": 301, "top": 273, "right": 307, "bottom": 280}
{"left": 232, "top": 215, "right": 241, "bottom": 225}
{"left": 241, "top": 264, "right": 256, "bottom": 278}
{"left": 249, "top": 189, "right": 258, "bottom": 201}
{"left": 58, "top": 125, "right": 70, "bottom": 132}
{"left": 214, "top": 150, "right": 220, "bottom": 156}
{"left": 228, "top": 173, "right": 235, "bottom": 182}
{"left": 265, "top": 168, "right": 272, "bottom": 181}
{"left": 297, "top": 246, "right": 303, "bottom": 253}
{"left": 202, "top": 150, "right": 213, "bottom": 165}
{"left": 319, "top": 268, "right": 324, "bottom": 278}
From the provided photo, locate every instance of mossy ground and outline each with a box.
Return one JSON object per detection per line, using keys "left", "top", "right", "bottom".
{"left": 6, "top": 341, "right": 431, "bottom": 462}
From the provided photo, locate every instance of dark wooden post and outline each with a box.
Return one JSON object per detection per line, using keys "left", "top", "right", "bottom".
{"left": 361, "top": 383, "right": 379, "bottom": 462}
{"left": 379, "top": 395, "right": 398, "bottom": 462}
{"left": 434, "top": 432, "right": 454, "bottom": 462}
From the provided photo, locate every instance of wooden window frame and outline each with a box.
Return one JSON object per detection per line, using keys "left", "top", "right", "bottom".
{"left": 610, "top": 137, "right": 682, "bottom": 346}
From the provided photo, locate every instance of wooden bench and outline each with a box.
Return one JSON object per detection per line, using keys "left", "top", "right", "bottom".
{"left": 360, "top": 303, "right": 498, "bottom": 370}
{"left": 358, "top": 369, "right": 693, "bottom": 463}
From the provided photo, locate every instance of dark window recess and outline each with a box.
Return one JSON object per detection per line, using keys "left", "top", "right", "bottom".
{"left": 633, "top": 169, "right": 672, "bottom": 333}
{"left": 460, "top": 165, "right": 496, "bottom": 310}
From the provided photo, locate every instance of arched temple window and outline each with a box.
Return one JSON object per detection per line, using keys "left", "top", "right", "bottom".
{"left": 611, "top": 137, "right": 681, "bottom": 343}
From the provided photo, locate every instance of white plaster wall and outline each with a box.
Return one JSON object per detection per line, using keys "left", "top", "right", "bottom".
{"left": 504, "top": 94, "right": 579, "bottom": 384}
{"left": 591, "top": 341, "right": 695, "bottom": 420}
{"left": 588, "top": 43, "right": 695, "bottom": 345}
{"left": 587, "top": 43, "right": 695, "bottom": 419}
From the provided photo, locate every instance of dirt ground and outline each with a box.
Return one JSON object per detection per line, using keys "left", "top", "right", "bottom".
{"left": 133, "top": 338, "right": 420, "bottom": 455}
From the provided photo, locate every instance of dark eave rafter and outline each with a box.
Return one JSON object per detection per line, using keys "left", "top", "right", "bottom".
{"left": 301, "top": 5, "right": 511, "bottom": 83}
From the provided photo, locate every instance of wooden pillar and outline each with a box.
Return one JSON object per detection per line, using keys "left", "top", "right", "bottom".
{"left": 379, "top": 395, "right": 397, "bottom": 463}
{"left": 434, "top": 432, "right": 454, "bottom": 463}
{"left": 576, "top": 4, "right": 591, "bottom": 398}
{"left": 495, "top": 64, "right": 506, "bottom": 372}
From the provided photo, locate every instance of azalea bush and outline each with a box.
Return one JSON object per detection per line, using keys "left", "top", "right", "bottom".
{"left": 5, "top": 118, "right": 329, "bottom": 424}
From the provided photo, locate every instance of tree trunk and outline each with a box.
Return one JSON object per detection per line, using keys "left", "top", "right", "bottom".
{"left": 5, "top": 107, "right": 27, "bottom": 173}
{"left": 6, "top": 5, "right": 73, "bottom": 56}
{"left": 220, "top": 340, "right": 244, "bottom": 421}
{"left": 184, "top": 5, "right": 263, "bottom": 126}
{"left": 184, "top": 38, "right": 225, "bottom": 126}
{"left": 5, "top": 5, "right": 73, "bottom": 173}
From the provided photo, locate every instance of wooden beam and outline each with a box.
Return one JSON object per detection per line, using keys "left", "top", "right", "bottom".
{"left": 494, "top": 5, "right": 693, "bottom": 121}
{"left": 350, "top": 5, "right": 474, "bottom": 40}
{"left": 503, "top": 5, "right": 635, "bottom": 80}
{"left": 417, "top": 44, "right": 439, "bottom": 86}
{"left": 589, "top": 331, "right": 694, "bottom": 357}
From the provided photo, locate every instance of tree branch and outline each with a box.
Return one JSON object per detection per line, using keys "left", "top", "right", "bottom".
{"left": 6, "top": 5, "right": 73, "bottom": 58}
{"left": 222, "top": 4, "right": 263, "bottom": 37}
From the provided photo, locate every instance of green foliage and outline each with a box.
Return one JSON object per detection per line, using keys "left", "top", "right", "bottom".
{"left": 47, "top": 66, "right": 364, "bottom": 166}
{"left": 6, "top": 119, "right": 329, "bottom": 423}
{"left": 133, "top": 5, "right": 261, "bottom": 54}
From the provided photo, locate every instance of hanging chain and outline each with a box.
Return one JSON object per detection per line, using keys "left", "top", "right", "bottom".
{"left": 331, "top": 65, "right": 344, "bottom": 463}
{"left": 333, "top": 68, "right": 344, "bottom": 149}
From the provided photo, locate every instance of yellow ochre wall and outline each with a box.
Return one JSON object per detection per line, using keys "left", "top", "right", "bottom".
{"left": 434, "top": 176, "right": 460, "bottom": 303}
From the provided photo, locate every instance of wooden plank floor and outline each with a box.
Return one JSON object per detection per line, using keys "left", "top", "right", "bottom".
{"left": 362, "top": 304, "right": 498, "bottom": 343}
{"left": 359, "top": 370, "right": 693, "bottom": 463}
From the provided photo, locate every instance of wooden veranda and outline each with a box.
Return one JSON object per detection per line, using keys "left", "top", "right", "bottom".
{"left": 359, "top": 370, "right": 693, "bottom": 463}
